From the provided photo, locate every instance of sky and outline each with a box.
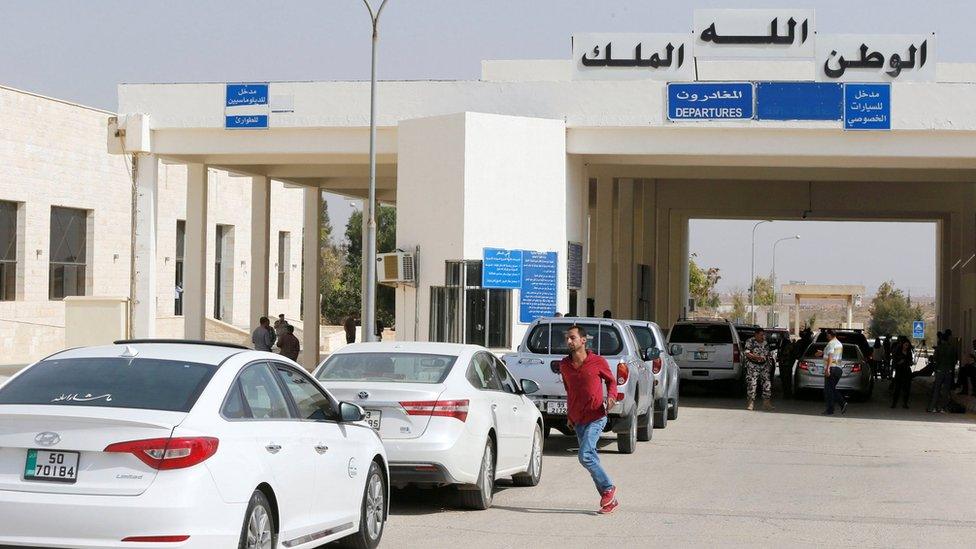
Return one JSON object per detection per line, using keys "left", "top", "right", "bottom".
{"left": 1, "top": 0, "right": 966, "bottom": 292}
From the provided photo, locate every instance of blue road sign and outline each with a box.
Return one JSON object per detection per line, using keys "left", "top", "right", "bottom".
{"left": 519, "top": 251, "right": 558, "bottom": 323}
{"left": 912, "top": 321, "right": 925, "bottom": 339}
{"left": 667, "top": 82, "right": 754, "bottom": 121}
{"left": 225, "top": 83, "right": 269, "bottom": 107}
{"left": 225, "top": 115, "right": 269, "bottom": 129}
{"left": 756, "top": 82, "right": 843, "bottom": 121}
{"left": 483, "top": 248, "right": 523, "bottom": 289}
{"left": 844, "top": 83, "right": 891, "bottom": 130}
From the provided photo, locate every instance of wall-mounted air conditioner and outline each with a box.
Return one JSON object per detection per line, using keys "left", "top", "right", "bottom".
{"left": 378, "top": 252, "right": 416, "bottom": 286}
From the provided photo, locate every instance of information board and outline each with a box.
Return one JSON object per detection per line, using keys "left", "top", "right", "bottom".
{"left": 519, "top": 251, "right": 558, "bottom": 323}
{"left": 482, "top": 248, "right": 523, "bottom": 289}
{"left": 756, "top": 82, "right": 842, "bottom": 120}
{"left": 667, "top": 82, "right": 754, "bottom": 121}
{"left": 567, "top": 242, "right": 583, "bottom": 289}
{"left": 912, "top": 321, "right": 925, "bottom": 339}
{"left": 844, "top": 83, "right": 891, "bottom": 130}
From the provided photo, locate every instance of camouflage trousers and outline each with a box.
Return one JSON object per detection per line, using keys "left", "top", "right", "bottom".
{"left": 746, "top": 362, "right": 772, "bottom": 400}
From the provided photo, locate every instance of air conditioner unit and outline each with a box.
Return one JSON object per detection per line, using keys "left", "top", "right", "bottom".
{"left": 378, "top": 252, "right": 416, "bottom": 286}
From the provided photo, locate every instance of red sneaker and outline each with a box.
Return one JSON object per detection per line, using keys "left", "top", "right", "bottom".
{"left": 599, "top": 499, "right": 619, "bottom": 514}
{"left": 600, "top": 487, "right": 616, "bottom": 508}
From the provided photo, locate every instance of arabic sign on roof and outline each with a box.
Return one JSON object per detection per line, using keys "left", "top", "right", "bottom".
{"left": 694, "top": 9, "right": 815, "bottom": 59}
{"left": 573, "top": 33, "right": 693, "bottom": 81}
{"left": 817, "top": 35, "right": 935, "bottom": 82}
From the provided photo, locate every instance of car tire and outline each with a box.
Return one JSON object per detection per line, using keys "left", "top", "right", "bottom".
{"left": 543, "top": 425, "right": 551, "bottom": 439}
{"left": 238, "top": 489, "right": 277, "bottom": 549}
{"left": 512, "top": 424, "right": 544, "bottom": 487}
{"left": 617, "top": 415, "right": 638, "bottom": 454}
{"left": 637, "top": 407, "right": 653, "bottom": 441}
{"left": 653, "top": 398, "right": 668, "bottom": 429}
{"left": 337, "top": 461, "right": 386, "bottom": 549}
{"left": 667, "top": 396, "right": 679, "bottom": 421}
{"left": 458, "top": 440, "right": 495, "bottom": 510}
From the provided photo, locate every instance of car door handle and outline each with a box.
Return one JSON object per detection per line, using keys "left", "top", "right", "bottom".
{"left": 512, "top": 406, "right": 519, "bottom": 413}
{"left": 265, "top": 444, "right": 282, "bottom": 454}
{"left": 314, "top": 444, "right": 329, "bottom": 455}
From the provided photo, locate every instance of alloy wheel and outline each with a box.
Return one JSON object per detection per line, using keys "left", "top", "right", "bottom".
{"left": 246, "top": 505, "right": 273, "bottom": 549}
{"left": 365, "top": 470, "right": 385, "bottom": 540}
{"left": 531, "top": 429, "right": 543, "bottom": 478}
{"left": 480, "top": 444, "right": 494, "bottom": 501}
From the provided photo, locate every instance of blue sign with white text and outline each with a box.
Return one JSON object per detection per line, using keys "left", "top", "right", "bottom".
{"left": 756, "top": 82, "right": 843, "bottom": 121}
{"left": 225, "top": 115, "right": 269, "bottom": 129}
{"left": 483, "top": 248, "right": 523, "bottom": 289}
{"left": 913, "top": 321, "right": 925, "bottom": 339}
{"left": 225, "top": 83, "right": 269, "bottom": 107}
{"left": 668, "top": 82, "right": 754, "bottom": 121}
{"left": 844, "top": 83, "right": 891, "bottom": 130}
{"left": 519, "top": 251, "right": 558, "bottom": 324}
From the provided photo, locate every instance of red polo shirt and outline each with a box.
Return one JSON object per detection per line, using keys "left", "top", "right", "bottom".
{"left": 559, "top": 350, "right": 618, "bottom": 425}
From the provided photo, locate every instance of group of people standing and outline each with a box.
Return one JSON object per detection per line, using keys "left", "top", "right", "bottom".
{"left": 250, "top": 314, "right": 300, "bottom": 361}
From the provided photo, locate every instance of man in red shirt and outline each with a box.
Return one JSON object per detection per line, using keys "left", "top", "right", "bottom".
{"left": 559, "top": 324, "right": 619, "bottom": 514}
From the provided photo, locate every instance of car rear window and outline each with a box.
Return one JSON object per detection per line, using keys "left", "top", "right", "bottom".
{"left": 669, "top": 324, "right": 734, "bottom": 344}
{"left": 0, "top": 357, "right": 217, "bottom": 412}
{"left": 316, "top": 353, "right": 457, "bottom": 384}
{"left": 803, "top": 344, "right": 861, "bottom": 360}
{"left": 526, "top": 323, "right": 624, "bottom": 356}
{"left": 630, "top": 326, "right": 659, "bottom": 351}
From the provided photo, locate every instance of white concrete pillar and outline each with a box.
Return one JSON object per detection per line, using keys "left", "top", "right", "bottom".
{"left": 594, "top": 177, "right": 614, "bottom": 315}
{"left": 250, "top": 176, "right": 271, "bottom": 329}
{"left": 302, "top": 187, "right": 321, "bottom": 371}
{"left": 846, "top": 296, "right": 853, "bottom": 328}
{"left": 184, "top": 164, "right": 209, "bottom": 340}
{"left": 131, "top": 153, "right": 158, "bottom": 338}
{"left": 795, "top": 294, "right": 801, "bottom": 336}
{"left": 678, "top": 216, "right": 690, "bottom": 320}
{"left": 615, "top": 179, "right": 635, "bottom": 318}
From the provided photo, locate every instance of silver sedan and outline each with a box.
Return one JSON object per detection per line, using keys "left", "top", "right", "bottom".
{"left": 794, "top": 342, "right": 874, "bottom": 400}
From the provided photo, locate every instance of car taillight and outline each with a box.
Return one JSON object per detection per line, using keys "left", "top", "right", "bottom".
{"left": 121, "top": 535, "right": 191, "bottom": 543}
{"left": 798, "top": 361, "right": 811, "bottom": 371}
{"left": 400, "top": 399, "right": 469, "bottom": 422}
{"left": 733, "top": 344, "right": 741, "bottom": 364}
{"left": 851, "top": 363, "right": 862, "bottom": 373}
{"left": 104, "top": 437, "right": 219, "bottom": 471}
{"left": 651, "top": 358, "right": 663, "bottom": 374}
{"left": 616, "top": 362, "right": 629, "bottom": 385}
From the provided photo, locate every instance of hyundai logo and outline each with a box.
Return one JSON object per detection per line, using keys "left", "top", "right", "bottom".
{"left": 34, "top": 432, "right": 61, "bottom": 447}
{"left": 358, "top": 391, "right": 370, "bottom": 400}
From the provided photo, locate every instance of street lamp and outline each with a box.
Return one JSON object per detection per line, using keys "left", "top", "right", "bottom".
{"left": 771, "top": 235, "right": 801, "bottom": 326}
{"left": 360, "top": 0, "right": 390, "bottom": 342}
{"left": 749, "top": 220, "right": 773, "bottom": 324}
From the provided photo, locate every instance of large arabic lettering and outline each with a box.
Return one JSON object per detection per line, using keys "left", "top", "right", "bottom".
{"left": 572, "top": 33, "right": 693, "bottom": 81}
{"left": 693, "top": 9, "right": 815, "bottom": 59}
{"left": 51, "top": 393, "right": 113, "bottom": 403}
{"left": 818, "top": 35, "right": 934, "bottom": 81}
{"left": 700, "top": 17, "right": 808, "bottom": 46}
{"left": 581, "top": 42, "right": 684, "bottom": 69}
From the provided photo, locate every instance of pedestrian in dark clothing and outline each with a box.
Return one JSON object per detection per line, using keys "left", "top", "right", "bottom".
{"left": 375, "top": 318, "right": 385, "bottom": 342}
{"left": 559, "top": 324, "right": 619, "bottom": 514}
{"left": 882, "top": 336, "right": 893, "bottom": 380}
{"left": 890, "top": 339, "right": 914, "bottom": 408}
{"left": 928, "top": 332, "right": 956, "bottom": 413}
{"left": 778, "top": 339, "right": 794, "bottom": 398}
{"left": 956, "top": 341, "right": 976, "bottom": 395}
{"left": 821, "top": 329, "right": 848, "bottom": 416}
{"left": 251, "top": 316, "right": 275, "bottom": 352}
{"left": 276, "top": 325, "right": 301, "bottom": 361}
{"left": 602, "top": 310, "right": 613, "bottom": 319}
{"left": 343, "top": 313, "right": 358, "bottom": 344}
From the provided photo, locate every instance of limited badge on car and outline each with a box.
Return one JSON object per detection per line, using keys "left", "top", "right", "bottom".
{"left": 546, "top": 401, "right": 568, "bottom": 415}
{"left": 364, "top": 409, "right": 382, "bottom": 431}
{"left": 25, "top": 449, "right": 79, "bottom": 483}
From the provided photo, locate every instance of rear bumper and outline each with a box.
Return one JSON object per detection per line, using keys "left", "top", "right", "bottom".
{"left": 795, "top": 372, "right": 870, "bottom": 392}
{"left": 382, "top": 419, "right": 483, "bottom": 486}
{"left": 0, "top": 469, "right": 241, "bottom": 549}
{"left": 679, "top": 363, "right": 742, "bottom": 381}
{"left": 388, "top": 462, "right": 459, "bottom": 485}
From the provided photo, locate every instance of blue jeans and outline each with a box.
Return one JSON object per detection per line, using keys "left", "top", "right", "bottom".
{"left": 575, "top": 416, "right": 613, "bottom": 494}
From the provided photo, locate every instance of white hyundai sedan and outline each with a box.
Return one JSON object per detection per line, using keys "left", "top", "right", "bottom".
{"left": 0, "top": 340, "right": 388, "bottom": 549}
{"left": 314, "top": 342, "right": 544, "bottom": 510}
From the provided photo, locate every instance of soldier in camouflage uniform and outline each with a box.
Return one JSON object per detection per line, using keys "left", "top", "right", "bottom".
{"left": 743, "top": 328, "right": 774, "bottom": 411}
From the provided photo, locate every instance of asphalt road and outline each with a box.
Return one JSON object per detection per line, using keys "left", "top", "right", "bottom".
{"left": 364, "top": 379, "right": 976, "bottom": 549}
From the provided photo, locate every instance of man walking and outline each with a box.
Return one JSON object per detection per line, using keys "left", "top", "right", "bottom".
{"left": 343, "top": 313, "right": 358, "bottom": 345}
{"left": 276, "top": 324, "right": 301, "bottom": 361}
{"left": 822, "top": 329, "right": 848, "bottom": 415}
{"left": 251, "top": 316, "right": 275, "bottom": 352}
{"left": 928, "top": 331, "right": 955, "bottom": 413}
{"left": 559, "top": 325, "right": 619, "bottom": 514}
{"left": 743, "top": 328, "right": 774, "bottom": 411}
{"left": 274, "top": 314, "right": 289, "bottom": 340}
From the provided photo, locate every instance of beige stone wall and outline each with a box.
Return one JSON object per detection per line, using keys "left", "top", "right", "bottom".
{"left": 0, "top": 85, "right": 306, "bottom": 364}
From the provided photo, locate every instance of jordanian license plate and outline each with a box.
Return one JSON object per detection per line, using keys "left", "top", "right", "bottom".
{"left": 364, "top": 410, "right": 382, "bottom": 431}
{"left": 694, "top": 351, "right": 709, "bottom": 360}
{"left": 25, "top": 449, "right": 79, "bottom": 483}
{"left": 546, "top": 401, "right": 568, "bottom": 415}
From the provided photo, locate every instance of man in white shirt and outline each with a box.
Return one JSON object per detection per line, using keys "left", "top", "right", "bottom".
{"left": 821, "top": 329, "right": 848, "bottom": 415}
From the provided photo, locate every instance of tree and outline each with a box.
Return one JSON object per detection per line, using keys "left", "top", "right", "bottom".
{"left": 751, "top": 275, "right": 775, "bottom": 306}
{"left": 689, "top": 258, "right": 721, "bottom": 311}
{"left": 868, "top": 281, "right": 923, "bottom": 338}
{"left": 729, "top": 289, "right": 747, "bottom": 323}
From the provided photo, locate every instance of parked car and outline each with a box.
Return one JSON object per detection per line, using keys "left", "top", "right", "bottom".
{"left": 667, "top": 318, "right": 744, "bottom": 388}
{"left": 622, "top": 319, "right": 680, "bottom": 428}
{"left": 794, "top": 342, "right": 874, "bottom": 400}
{"left": 815, "top": 328, "right": 872, "bottom": 359}
{"left": 0, "top": 340, "right": 388, "bottom": 549}
{"left": 314, "top": 342, "right": 544, "bottom": 510}
{"left": 502, "top": 317, "right": 653, "bottom": 453}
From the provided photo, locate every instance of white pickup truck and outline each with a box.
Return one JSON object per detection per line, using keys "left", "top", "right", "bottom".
{"left": 501, "top": 317, "right": 654, "bottom": 454}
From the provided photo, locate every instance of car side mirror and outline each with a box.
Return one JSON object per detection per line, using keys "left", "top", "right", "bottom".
{"left": 669, "top": 343, "right": 682, "bottom": 356}
{"left": 644, "top": 347, "right": 661, "bottom": 361}
{"left": 339, "top": 401, "right": 366, "bottom": 423}
{"left": 520, "top": 379, "right": 540, "bottom": 395}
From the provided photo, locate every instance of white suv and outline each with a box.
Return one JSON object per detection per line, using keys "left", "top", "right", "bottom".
{"left": 667, "top": 318, "right": 744, "bottom": 386}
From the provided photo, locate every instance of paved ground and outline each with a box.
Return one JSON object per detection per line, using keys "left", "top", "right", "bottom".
{"left": 365, "top": 380, "right": 976, "bottom": 549}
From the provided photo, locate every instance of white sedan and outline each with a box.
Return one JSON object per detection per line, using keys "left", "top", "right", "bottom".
{"left": 0, "top": 340, "right": 388, "bottom": 549}
{"left": 314, "top": 342, "right": 545, "bottom": 510}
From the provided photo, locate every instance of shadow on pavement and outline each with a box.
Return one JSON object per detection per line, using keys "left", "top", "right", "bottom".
{"left": 387, "top": 483, "right": 515, "bottom": 516}
{"left": 542, "top": 433, "right": 620, "bottom": 458}
{"left": 492, "top": 504, "right": 599, "bottom": 516}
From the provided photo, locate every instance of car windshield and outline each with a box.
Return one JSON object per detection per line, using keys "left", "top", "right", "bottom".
{"left": 630, "top": 325, "right": 659, "bottom": 352}
{"left": 0, "top": 357, "right": 217, "bottom": 412}
{"left": 526, "top": 323, "right": 624, "bottom": 356}
{"left": 669, "top": 323, "right": 734, "bottom": 344}
{"left": 804, "top": 343, "right": 861, "bottom": 361}
{"left": 316, "top": 353, "right": 457, "bottom": 384}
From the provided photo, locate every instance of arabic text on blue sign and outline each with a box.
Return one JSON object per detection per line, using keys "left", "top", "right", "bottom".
{"left": 482, "top": 248, "right": 524, "bottom": 290}
{"left": 844, "top": 83, "right": 890, "bottom": 130}
{"left": 225, "top": 83, "right": 269, "bottom": 107}
{"left": 519, "top": 251, "right": 558, "bottom": 324}
{"left": 225, "top": 115, "right": 269, "bottom": 129}
{"left": 912, "top": 321, "right": 925, "bottom": 339}
{"left": 668, "top": 82, "right": 754, "bottom": 120}
{"left": 756, "top": 82, "right": 843, "bottom": 121}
